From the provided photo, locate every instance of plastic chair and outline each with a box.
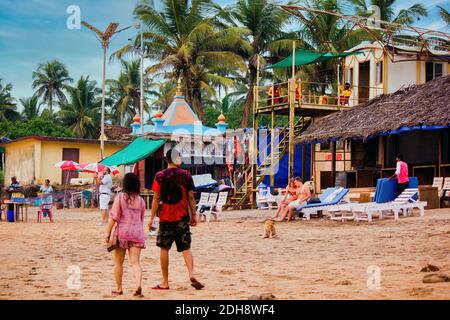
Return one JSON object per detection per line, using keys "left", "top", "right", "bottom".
{"left": 37, "top": 203, "right": 53, "bottom": 223}
{"left": 82, "top": 190, "right": 92, "bottom": 208}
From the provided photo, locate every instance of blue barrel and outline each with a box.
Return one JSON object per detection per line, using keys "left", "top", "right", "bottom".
{"left": 7, "top": 209, "right": 14, "bottom": 222}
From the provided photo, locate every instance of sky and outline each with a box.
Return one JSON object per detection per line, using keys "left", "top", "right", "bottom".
{"left": 0, "top": 0, "right": 448, "bottom": 111}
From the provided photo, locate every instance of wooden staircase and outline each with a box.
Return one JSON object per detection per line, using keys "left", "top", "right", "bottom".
{"left": 228, "top": 117, "right": 312, "bottom": 209}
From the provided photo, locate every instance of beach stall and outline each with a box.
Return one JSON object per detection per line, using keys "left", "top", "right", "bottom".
{"left": 298, "top": 76, "right": 450, "bottom": 197}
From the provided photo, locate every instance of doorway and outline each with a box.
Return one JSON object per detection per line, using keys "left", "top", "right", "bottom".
{"left": 62, "top": 148, "right": 79, "bottom": 184}
{"left": 358, "top": 61, "right": 370, "bottom": 103}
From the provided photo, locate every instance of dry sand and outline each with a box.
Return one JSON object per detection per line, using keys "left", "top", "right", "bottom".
{"left": 0, "top": 207, "right": 449, "bottom": 300}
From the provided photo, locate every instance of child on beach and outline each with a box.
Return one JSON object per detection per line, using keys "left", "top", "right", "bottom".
{"left": 105, "top": 173, "right": 146, "bottom": 298}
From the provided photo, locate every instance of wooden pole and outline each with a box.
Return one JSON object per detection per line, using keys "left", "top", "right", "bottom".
{"left": 270, "top": 109, "right": 275, "bottom": 187}
{"left": 438, "top": 131, "right": 443, "bottom": 177}
{"left": 331, "top": 141, "right": 336, "bottom": 187}
{"left": 252, "top": 56, "right": 260, "bottom": 208}
{"left": 288, "top": 78, "right": 295, "bottom": 179}
{"left": 292, "top": 41, "right": 296, "bottom": 79}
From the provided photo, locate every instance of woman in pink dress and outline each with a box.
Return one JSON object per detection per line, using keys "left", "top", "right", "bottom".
{"left": 105, "top": 173, "right": 146, "bottom": 297}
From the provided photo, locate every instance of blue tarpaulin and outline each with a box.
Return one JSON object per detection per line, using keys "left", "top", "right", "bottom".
{"left": 257, "top": 131, "right": 311, "bottom": 187}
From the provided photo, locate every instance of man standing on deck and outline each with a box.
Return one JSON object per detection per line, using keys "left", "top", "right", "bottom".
{"left": 149, "top": 148, "right": 204, "bottom": 291}
{"left": 390, "top": 154, "right": 409, "bottom": 194}
{"left": 96, "top": 167, "right": 112, "bottom": 226}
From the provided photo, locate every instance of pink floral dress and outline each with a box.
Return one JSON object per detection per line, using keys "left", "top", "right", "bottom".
{"left": 110, "top": 193, "right": 146, "bottom": 249}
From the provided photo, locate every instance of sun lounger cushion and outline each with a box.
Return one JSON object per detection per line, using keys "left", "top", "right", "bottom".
{"left": 297, "top": 188, "right": 349, "bottom": 211}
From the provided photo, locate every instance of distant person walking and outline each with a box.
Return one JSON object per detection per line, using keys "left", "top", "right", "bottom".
{"left": 96, "top": 167, "right": 112, "bottom": 226}
{"left": 149, "top": 148, "right": 204, "bottom": 291}
{"left": 390, "top": 154, "right": 409, "bottom": 194}
{"left": 105, "top": 173, "right": 146, "bottom": 298}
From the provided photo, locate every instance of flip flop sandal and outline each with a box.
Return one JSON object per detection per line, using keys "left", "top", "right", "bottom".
{"left": 111, "top": 290, "right": 123, "bottom": 297}
{"left": 152, "top": 284, "right": 170, "bottom": 290}
{"left": 190, "top": 277, "right": 205, "bottom": 290}
{"left": 133, "top": 287, "right": 144, "bottom": 298}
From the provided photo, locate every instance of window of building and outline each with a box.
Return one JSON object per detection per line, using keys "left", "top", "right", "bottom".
{"left": 426, "top": 62, "right": 444, "bottom": 82}
{"left": 376, "top": 61, "right": 383, "bottom": 84}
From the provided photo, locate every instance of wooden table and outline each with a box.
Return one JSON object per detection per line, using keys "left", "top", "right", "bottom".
{"left": 2, "top": 201, "right": 30, "bottom": 222}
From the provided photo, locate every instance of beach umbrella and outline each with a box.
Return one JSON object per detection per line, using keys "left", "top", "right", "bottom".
{"left": 81, "top": 163, "right": 119, "bottom": 175}
{"left": 54, "top": 160, "right": 81, "bottom": 171}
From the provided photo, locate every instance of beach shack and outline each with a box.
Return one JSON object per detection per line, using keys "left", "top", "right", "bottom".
{"left": 101, "top": 81, "right": 229, "bottom": 191}
{"left": 0, "top": 136, "right": 128, "bottom": 185}
{"left": 298, "top": 75, "right": 450, "bottom": 191}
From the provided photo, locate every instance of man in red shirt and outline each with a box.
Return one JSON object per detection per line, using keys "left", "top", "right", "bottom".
{"left": 149, "top": 148, "right": 204, "bottom": 290}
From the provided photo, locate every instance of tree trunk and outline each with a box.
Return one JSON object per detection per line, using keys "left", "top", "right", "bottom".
{"left": 241, "top": 69, "right": 256, "bottom": 128}
{"left": 192, "top": 88, "right": 205, "bottom": 122}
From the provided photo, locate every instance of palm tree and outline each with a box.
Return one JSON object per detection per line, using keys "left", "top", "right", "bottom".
{"left": 438, "top": 6, "right": 450, "bottom": 26}
{"left": 350, "top": 0, "right": 428, "bottom": 25}
{"left": 226, "top": 0, "right": 293, "bottom": 127}
{"left": 32, "top": 60, "right": 72, "bottom": 113}
{"left": 114, "top": 0, "right": 248, "bottom": 121}
{"left": 59, "top": 76, "right": 101, "bottom": 138}
{"left": 107, "top": 59, "right": 150, "bottom": 126}
{"left": 289, "top": 0, "right": 368, "bottom": 88}
{"left": 20, "top": 96, "right": 41, "bottom": 120}
{"left": 0, "top": 79, "right": 19, "bottom": 121}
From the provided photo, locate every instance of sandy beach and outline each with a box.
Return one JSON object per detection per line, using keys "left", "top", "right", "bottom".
{"left": 0, "top": 207, "right": 449, "bottom": 300}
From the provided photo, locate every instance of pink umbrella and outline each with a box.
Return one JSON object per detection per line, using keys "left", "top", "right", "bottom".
{"left": 54, "top": 160, "right": 81, "bottom": 171}
{"left": 81, "top": 163, "right": 119, "bottom": 175}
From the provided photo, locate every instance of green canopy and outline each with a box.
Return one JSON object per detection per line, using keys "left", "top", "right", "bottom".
{"left": 268, "top": 50, "right": 359, "bottom": 69}
{"left": 101, "top": 137, "right": 165, "bottom": 166}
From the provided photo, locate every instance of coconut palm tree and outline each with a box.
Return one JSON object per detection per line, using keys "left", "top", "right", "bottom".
{"left": 107, "top": 59, "right": 150, "bottom": 126}
{"left": 32, "top": 60, "right": 72, "bottom": 113}
{"left": 438, "top": 6, "right": 450, "bottom": 26}
{"left": 350, "top": 0, "right": 428, "bottom": 25}
{"left": 114, "top": 0, "right": 248, "bottom": 121}
{"left": 0, "top": 79, "right": 19, "bottom": 121}
{"left": 20, "top": 96, "right": 42, "bottom": 120}
{"left": 225, "top": 0, "right": 293, "bottom": 127}
{"left": 59, "top": 76, "right": 101, "bottom": 139}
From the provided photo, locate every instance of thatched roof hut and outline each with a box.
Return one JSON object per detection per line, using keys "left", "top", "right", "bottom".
{"left": 298, "top": 75, "right": 450, "bottom": 144}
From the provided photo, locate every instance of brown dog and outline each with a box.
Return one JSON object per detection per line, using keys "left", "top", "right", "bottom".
{"left": 263, "top": 219, "right": 277, "bottom": 238}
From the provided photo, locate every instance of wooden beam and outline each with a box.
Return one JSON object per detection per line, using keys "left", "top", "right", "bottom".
{"left": 331, "top": 141, "right": 336, "bottom": 186}
{"left": 288, "top": 78, "right": 296, "bottom": 179}
{"left": 270, "top": 109, "right": 275, "bottom": 186}
{"left": 438, "top": 131, "right": 443, "bottom": 177}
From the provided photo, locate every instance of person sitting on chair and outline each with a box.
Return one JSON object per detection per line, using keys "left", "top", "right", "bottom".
{"left": 338, "top": 82, "right": 352, "bottom": 106}
{"left": 6, "top": 176, "right": 21, "bottom": 198}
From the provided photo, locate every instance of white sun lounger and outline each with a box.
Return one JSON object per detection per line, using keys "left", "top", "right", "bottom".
{"left": 326, "top": 188, "right": 426, "bottom": 222}
{"left": 351, "top": 188, "right": 426, "bottom": 222}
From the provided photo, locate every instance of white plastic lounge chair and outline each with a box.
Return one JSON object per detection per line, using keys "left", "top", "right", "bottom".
{"left": 442, "top": 178, "right": 450, "bottom": 198}
{"left": 297, "top": 187, "right": 349, "bottom": 220}
{"left": 265, "top": 187, "right": 280, "bottom": 210}
{"left": 256, "top": 189, "right": 269, "bottom": 210}
{"left": 196, "top": 192, "right": 210, "bottom": 215}
{"left": 432, "top": 177, "right": 444, "bottom": 197}
{"left": 198, "top": 193, "right": 218, "bottom": 223}
{"left": 352, "top": 188, "right": 426, "bottom": 222}
{"left": 208, "top": 192, "right": 228, "bottom": 222}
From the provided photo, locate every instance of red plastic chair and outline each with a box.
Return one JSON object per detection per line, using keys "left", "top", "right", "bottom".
{"left": 37, "top": 203, "right": 53, "bottom": 223}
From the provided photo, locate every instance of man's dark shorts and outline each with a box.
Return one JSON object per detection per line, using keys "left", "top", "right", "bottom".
{"left": 157, "top": 215, "right": 191, "bottom": 252}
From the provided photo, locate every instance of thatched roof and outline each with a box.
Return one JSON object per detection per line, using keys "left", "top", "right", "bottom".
{"left": 297, "top": 75, "right": 450, "bottom": 144}
{"left": 104, "top": 125, "right": 132, "bottom": 141}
